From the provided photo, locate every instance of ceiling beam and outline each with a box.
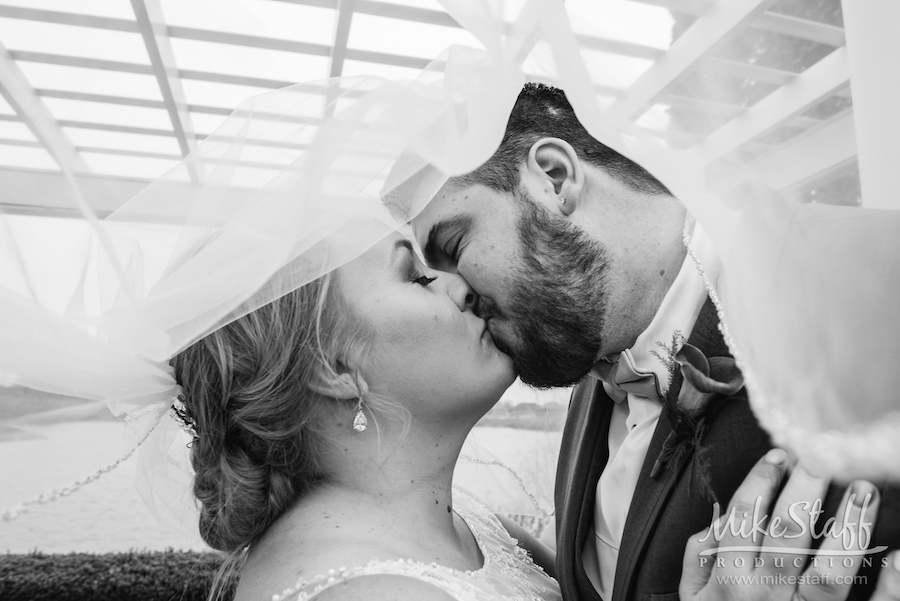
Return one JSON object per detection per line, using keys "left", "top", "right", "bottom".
{"left": 322, "top": 0, "right": 357, "bottom": 120}
{"left": 328, "top": 0, "right": 356, "bottom": 78}
{"left": 0, "top": 40, "right": 88, "bottom": 173}
{"left": 697, "top": 46, "right": 849, "bottom": 162}
{"left": 355, "top": 0, "right": 455, "bottom": 27}
{"left": 0, "top": 166, "right": 148, "bottom": 217}
{"left": 130, "top": 0, "right": 197, "bottom": 164}
{"left": 701, "top": 57, "right": 797, "bottom": 86}
{"left": 166, "top": 25, "right": 331, "bottom": 56}
{"left": 605, "top": 0, "right": 778, "bottom": 124}
{"left": 0, "top": 137, "right": 41, "bottom": 148}
{"left": 37, "top": 88, "right": 165, "bottom": 109}
{"left": 11, "top": 50, "right": 153, "bottom": 75}
{"left": 0, "top": 5, "right": 137, "bottom": 33}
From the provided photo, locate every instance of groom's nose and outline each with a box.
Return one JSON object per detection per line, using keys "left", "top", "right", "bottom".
{"left": 445, "top": 272, "right": 479, "bottom": 313}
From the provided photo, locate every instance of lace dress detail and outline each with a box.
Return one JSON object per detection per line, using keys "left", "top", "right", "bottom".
{"left": 274, "top": 488, "right": 561, "bottom": 601}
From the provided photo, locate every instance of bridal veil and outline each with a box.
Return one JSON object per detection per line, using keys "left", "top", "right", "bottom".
{"left": 1, "top": 0, "right": 897, "bottom": 533}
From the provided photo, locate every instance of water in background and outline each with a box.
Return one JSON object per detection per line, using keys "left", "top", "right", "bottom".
{"left": 0, "top": 421, "right": 560, "bottom": 554}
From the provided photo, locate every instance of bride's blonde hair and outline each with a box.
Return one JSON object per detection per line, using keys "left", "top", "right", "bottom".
{"left": 171, "top": 269, "right": 369, "bottom": 597}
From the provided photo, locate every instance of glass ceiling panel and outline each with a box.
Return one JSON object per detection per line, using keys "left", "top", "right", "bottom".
{"left": 633, "top": 103, "right": 672, "bottom": 133}
{"left": 715, "top": 28, "right": 835, "bottom": 74}
{"left": 170, "top": 38, "right": 329, "bottom": 83}
{"left": 565, "top": 0, "right": 673, "bottom": 50}
{"left": 0, "top": 144, "right": 57, "bottom": 170}
{"left": 204, "top": 119, "right": 319, "bottom": 145}
{"left": 0, "top": 0, "right": 136, "bottom": 20}
{"left": 580, "top": 49, "right": 654, "bottom": 90}
{"left": 189, "top": 112, "right": 230, "bottom": 136}
{"left": 341, "top": 60, "right": 424, "bottom": 82}
{"left": 378, "top": 0, "right": 446, "bottom": 10}
{"left": 0, "top": 18, "right": 150, "bottom": 65}
{"left": 17, "top": 63, "right": 163, "bottom": 101}
{"left": 180, "top": 79, "right": 280, "bottom": 111}
{"left": 0, "top": 121, "right": 37, "bottom": 142}
{"left": 42, "top": 98, "right": 173, "bottom": 130}
{"left": 80, "top": 152, "right": 180, "bottom": 180}
{"left": 216, "top": 142, "right": 300, "bottom": 167}
{"left": 595, "top": 94, "right": 616, "bottom": 110}
{"left": 201, "top": 162, "right": 281, "bottom": 189}
{"left": 63, "top": 127, "right": 182, "bottom": 155}
{"left": 159, "top": 0, "right": 336, "bottom": 46}
{"left": 348, "top": 13, "right": 482, "bottom": 60}
{"left": 769, "top": 0, "right": 843, "bottom": 27}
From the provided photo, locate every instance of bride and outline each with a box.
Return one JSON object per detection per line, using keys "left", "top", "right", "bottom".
{"left": 172, "top": 231, "right": 556, "bottom": 600}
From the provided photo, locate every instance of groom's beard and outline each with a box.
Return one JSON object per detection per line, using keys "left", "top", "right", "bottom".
{"left": 504, "top": 190, "right": 609, "bottom": 389}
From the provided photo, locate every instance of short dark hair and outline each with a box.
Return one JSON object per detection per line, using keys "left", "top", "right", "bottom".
{"left": 452, "top": 83, "right": 671, "bottom": 196}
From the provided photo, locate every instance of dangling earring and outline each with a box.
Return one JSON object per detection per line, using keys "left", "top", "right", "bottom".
{"left": 560, "top": 197, "right": 566, "bottom": 206}
{"left": 352, "top": 397, "right": 368, "bottom": 433}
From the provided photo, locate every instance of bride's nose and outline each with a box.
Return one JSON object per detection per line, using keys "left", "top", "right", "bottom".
{"left": 441, "top": 271, "right": 478, "bottom": 312}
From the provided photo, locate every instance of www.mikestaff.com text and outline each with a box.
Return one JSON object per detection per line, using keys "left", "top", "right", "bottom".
{"left": 715, "top": 574, "right": 867, "bottom": 587}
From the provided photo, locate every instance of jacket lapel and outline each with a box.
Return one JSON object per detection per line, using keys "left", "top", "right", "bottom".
{"left": 555, "top": 377, "right": 614, "bottom": 601}
{"left": 611, "top": 402, "right": 691, "bottom": 601}
{"left": 611, "top": 298, "right": 724, "bottom": 601}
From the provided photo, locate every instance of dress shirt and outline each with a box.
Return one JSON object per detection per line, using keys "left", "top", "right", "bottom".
{"left": 582, "top": 221, "right": 720, "bottom": 600}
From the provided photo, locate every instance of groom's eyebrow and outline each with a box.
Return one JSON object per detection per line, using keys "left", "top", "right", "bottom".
{"left": 424, "top": 215, "right": 471, "bottom": 264}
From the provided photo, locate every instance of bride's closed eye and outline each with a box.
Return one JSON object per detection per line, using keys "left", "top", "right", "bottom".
{"left": 413, "top": 273, "right": 437, "bottom": 287}
{"left": 396, "top": 238, "right": 437, "bottom": 287}
{"left": 406, "top": 251, "right": 437, "bottom": 287}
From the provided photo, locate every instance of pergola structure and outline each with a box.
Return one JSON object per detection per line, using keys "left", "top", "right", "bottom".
{"left": 0, "top": 0, "right": 892, "bottom": 217}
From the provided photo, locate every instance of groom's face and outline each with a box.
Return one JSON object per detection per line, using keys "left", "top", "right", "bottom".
{"left": 412, "top": 182, "right": 609, "bottom": 389}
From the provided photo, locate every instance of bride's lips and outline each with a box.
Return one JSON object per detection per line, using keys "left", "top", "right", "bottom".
{"left": 480, "top": 320, "right": 512, "bottom": 356}
{"left": 478, "top": 318, "right": 495, "bottom": 346}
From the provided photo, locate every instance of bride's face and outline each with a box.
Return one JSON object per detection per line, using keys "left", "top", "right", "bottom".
{"left": 338, "top": 233, "right": 515, "bottom": 421}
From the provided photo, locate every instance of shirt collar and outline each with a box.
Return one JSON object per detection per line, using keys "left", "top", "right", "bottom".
{"left": 591, "top": 218, "right": 719, "bottom": 396}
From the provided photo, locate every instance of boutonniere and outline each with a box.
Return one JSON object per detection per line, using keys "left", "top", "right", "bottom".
{"left": 650, "top": 342, "right": 744, "bottom": 501}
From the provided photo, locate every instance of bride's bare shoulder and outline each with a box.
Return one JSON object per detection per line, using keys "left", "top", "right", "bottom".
{"left": 311, "top": 575, "right": 458, "bottom": 601}
{"left": 237, "top": 547, "right": 447, "bottom": 601}
{"left": 235, "top": 536, "right": 398, "bottom": 601}
{"left": 234, "top": 501, "right": 411, "bottom": 601}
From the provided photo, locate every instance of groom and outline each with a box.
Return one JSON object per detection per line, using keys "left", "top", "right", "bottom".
{"left": 411, "top": 83, "right": 899, "bottom": 600}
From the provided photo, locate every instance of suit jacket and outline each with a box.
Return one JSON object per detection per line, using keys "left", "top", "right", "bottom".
{"left": 554, "top": 298, "right": 900, "bottom": 601}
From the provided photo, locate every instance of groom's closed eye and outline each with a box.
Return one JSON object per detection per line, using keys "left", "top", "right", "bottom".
{"left": 424, "top": 215, "right": 472, "bottom": 269}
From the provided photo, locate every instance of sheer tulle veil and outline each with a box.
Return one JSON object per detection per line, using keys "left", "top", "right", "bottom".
{"left": 1, "top": 0, "right": 898, "bottom": 534}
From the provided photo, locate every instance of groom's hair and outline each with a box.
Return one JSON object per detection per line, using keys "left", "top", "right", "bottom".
{"left": 451, "top": 83, "right": 671, "bottom": 197}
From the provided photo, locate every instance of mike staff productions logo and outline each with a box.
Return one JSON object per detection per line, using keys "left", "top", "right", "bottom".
{"left": 697, "top": 492, "right": 889, "bottom": 570}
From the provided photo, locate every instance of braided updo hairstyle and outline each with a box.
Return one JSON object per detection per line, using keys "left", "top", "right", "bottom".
{"left": 171, "top": 270, "right": 365, "bottom": 558}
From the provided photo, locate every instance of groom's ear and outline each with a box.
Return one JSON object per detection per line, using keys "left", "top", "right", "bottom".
{"left": 526, "top": 137, "right": 584, "bottom": 217}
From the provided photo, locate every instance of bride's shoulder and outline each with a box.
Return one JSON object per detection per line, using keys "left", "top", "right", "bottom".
{"left": 234, "top": 501, "right": 411, "bottom": 601}
{"left": 305, "top": 575, "right": 459, "bottom": 601}
{"left": 236, "top": 543, "right": 439, "bottom": 601}
{"left": 235, "top": 519, "right": 399, "bottom": 599}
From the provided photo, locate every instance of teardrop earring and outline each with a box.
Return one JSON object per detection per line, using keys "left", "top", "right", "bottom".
{"left": 352, "top": 397, "right": 368, "bottom": 432}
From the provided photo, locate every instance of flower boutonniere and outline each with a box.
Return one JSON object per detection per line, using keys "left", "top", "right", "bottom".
{"left": 650, "top": 342, "right": 744, "bottom": 501}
